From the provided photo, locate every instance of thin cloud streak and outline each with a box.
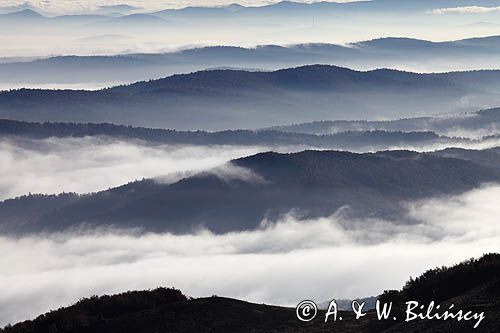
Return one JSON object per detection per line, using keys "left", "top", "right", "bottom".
{"left": 0, "top": 136, "right": 266, "bottom": 200}
{"left": 432, "top": 6, "right": 500, "bottom": 14}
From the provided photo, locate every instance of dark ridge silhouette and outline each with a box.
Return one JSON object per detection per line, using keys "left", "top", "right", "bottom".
{"left": 2, "top": 254, "right": 499, "bottom": 332}
{"left": 375, "top": 253, "right": 500, "bottom": 332}
{"left": 0, "top": 118, "right": 470, "bottom": 152}
{"left": 0, "top": 288, "right": 188, "bottom": 333}
{"left": 1, "top": 148, "right": 499, "bottom": 234}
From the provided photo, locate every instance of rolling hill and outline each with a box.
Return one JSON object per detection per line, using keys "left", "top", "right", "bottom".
{"left": 2, "top": 65, "right": 500, "bottom": 130}
{"left": 4, "top": 35, "right": 500, "bottom": 85}
{"left": 1, "top": 148, "right": 499, "bottom": 234}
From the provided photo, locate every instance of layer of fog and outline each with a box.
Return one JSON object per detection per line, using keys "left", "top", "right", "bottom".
{"left": 2, "top": 10, "right": 500, "bottom": 58}
{"left": 0, "top": 81, "right": 130, "bottom": 91}
{"left": 0, "top": 136, "right": 268, "bottom": 200}
{"left": 317, "top": 113, "right": 500, "bottom": 140}
{"left": 0, "top": 183, "right": 499, "bottom": 327}
{"left": 4, "top": 32, "right": 500, "bottom": 62}
{"left": 381, "top": 136, "right": 500, "bottom": 153}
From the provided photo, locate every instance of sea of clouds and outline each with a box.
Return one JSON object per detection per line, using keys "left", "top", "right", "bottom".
{"left": 0, "top": 184, "right": 499, "bottom": 326}
{"left": 1, "top": 135, "right": 499, "bottom": 326}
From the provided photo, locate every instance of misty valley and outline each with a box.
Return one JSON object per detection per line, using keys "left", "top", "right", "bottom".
{"left": 2, "top": 0, "right": 500, "bottom": 332}
{"left": 1, "top": 107, "right": 500, "bottom": 332}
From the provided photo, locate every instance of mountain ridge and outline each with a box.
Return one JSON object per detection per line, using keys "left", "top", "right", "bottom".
{"left": 1, "top": 65, "right": 500, "bottom": 130}
{"left": 0, "top": 118, "right": 465, "bottom": 152}
{"left": 5, "top": 35, "right": 500, "bottom": 86}
{"left": 4, "top": 0, "right": 498, "bottom": 18}
{"left": 1, "top": 148, "right": 499, "bottom": 234}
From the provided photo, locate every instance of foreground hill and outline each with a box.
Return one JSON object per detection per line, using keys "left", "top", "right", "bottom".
{"left": 1, "top": 148, "right": 499, "bottom": 234}
{"left": 379, "top": 253, "right": 500, "bottom": 332}
{"left": 3, "top": 254, "right": 499, "bottom": 332}
{"left": 2, "top": 65, "right": 500, "bottom": 130}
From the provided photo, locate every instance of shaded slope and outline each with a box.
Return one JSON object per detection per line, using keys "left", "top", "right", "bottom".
{"left": 1, "top": 149, "right": 499, "bottom": 234}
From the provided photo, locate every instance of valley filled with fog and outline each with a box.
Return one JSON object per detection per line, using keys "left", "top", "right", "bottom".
{"left": 1, "top": 184, "right": 500, "bottom": 326}
{"left": 0, "top": 122, "right": 499, "bottom": 325}
{"left": 2, "top": 0, "right": 500, "bottom": 331}
{"left": 0, "top": 101, "right": 499, "bottom": 328}
{"left": 1, "top": 108, "right": 499, "bottom": 201}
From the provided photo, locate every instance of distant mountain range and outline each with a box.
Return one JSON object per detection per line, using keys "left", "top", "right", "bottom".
{"left": 150, "top": 0, "right": 500, "bottom": 17}
{"left": 2, "top": 65, "right": 500, "bottom": 130}
{"left": 1, "top": 148, "right": 499, "bottom": 234}
{"left": 4, "top": 0, "right": 500, "bottom": 63}
{"left": 0, "top": 8, "right": 165, "bottom": 25}
{"left": 3, "top": 1, "right": 500, "bottom": 19}
{"left": 5, "top": 35, "right": 500, "bottom": 85}
{"left": 3, "top": 253, "right": 500, "bottom": 332}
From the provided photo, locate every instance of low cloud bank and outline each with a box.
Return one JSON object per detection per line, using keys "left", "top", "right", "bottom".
{"left": 432, "top": 6, "right": 500, "bottom": 14}
{"left": 0, "top": 137, "right": 266, "bottom": 200}
{"left": 369, "top": 136, "right": 500, "bottom": 153}
{"left": 0, "top": 184, "right": 499, "bottom": 326}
